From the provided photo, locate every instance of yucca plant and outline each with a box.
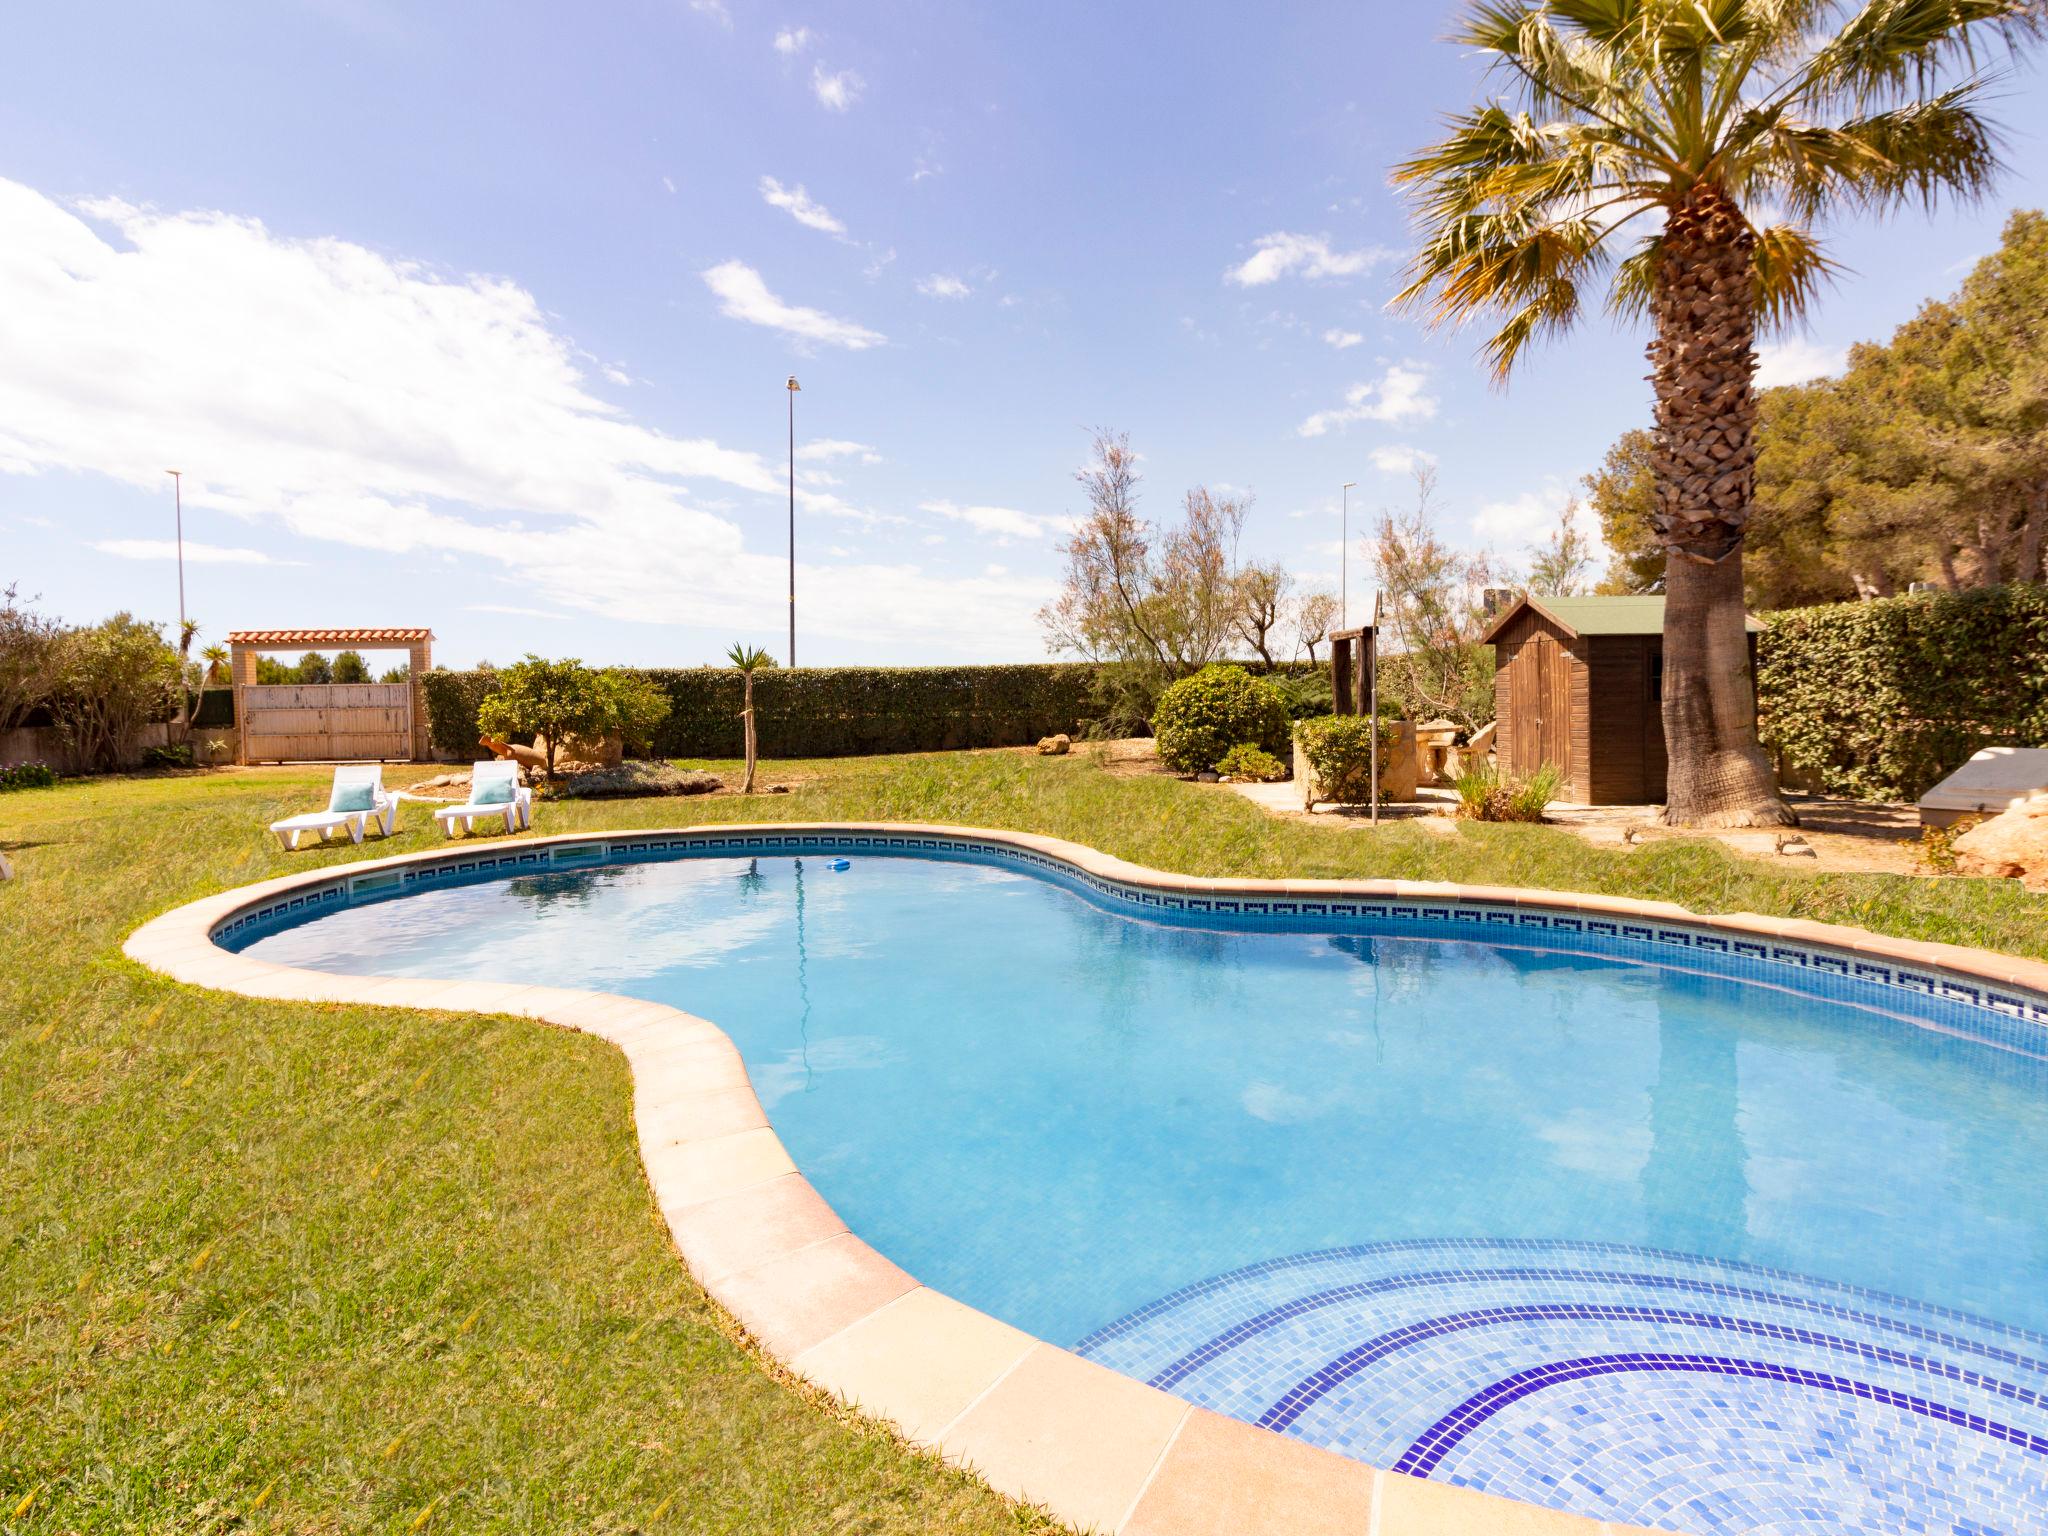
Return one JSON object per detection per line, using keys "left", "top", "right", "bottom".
{"left": 1396, "top": 0, "right": 2041, "bottom": 827}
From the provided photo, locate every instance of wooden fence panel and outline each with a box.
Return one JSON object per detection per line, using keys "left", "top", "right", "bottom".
{"left": 242, "top": 683, "right": 412, "bottom": 762}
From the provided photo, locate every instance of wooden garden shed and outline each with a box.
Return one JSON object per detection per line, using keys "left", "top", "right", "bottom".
{"left": 1479, "top": 595, "right": 1762, "bottom": 805}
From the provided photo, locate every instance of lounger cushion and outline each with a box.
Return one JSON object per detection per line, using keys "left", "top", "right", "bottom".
{"left": 472, "top": 779, "right": 516, "bottom": 806}
{"left": 331, "top": 783, "right": 377, "bottom": 812}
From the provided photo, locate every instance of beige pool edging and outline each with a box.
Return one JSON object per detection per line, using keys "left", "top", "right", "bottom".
{"left": 121, "top": 821, "right": 2048, "bottom": 1536}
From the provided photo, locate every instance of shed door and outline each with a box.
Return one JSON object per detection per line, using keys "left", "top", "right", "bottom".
{"left": 1505, "top": 633, "right": 1569, "bottom": 780}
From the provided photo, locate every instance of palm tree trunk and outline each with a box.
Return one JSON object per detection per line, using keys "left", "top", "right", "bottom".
{"left": 740, "top": 671, "right": 758, "bottom": 794}
{"left": 1648, "top": 183, "right": 1793, "bottom": 828}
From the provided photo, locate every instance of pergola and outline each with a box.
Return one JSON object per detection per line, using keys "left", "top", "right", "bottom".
{"left": 226, "top": 628, "right": 434, "bottom": 764}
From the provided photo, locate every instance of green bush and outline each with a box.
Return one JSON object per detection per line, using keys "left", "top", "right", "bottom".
{"left": 0, "top": 761, "right": 57, "bottom": 792}
{"left": 427, "top": 662, "right": 1102, "bottom": 761}
{"left": 1151, "top": 665, "right": 1290, "bottom": 775}
{"left": 1757, "top": 585, "right": 2048, "bottom": 801}
{"left": 1268, "top": 670, "right": 1335, "bottom": 721}
{"left": 1453, "top": 760, "right": 1561, "bottom": 822}
{"left": 1293, "top": 713, "right": 1396, "bottom": 803}
{"left": 1216, "top": 743, "right": 1288, "bottom": 782}
{"left": 141, "top": 743, "right": 196, "bottom": 770}
{"left": 476, "top": 655, "right": 673, "bottom": 777}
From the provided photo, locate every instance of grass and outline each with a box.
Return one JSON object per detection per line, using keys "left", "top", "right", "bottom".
{"left": 4, "top": 751, "right": 2043, "bottom": 1532}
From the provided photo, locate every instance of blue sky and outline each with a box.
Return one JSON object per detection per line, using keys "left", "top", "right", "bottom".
{"left": 3, "top": 1, "right": 2043, "bottom": 668}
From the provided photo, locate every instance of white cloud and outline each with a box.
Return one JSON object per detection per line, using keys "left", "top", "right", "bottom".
{"left": 1754, "top": 337, "right": 1846, "bottom": 388}
{"left": 700, "top": 260, "right": 885, "bottom": 349}
{"left": 1323, "top": 328, "right": 1365, "bottom": 349}
{"left": 688, "top": 0, "right": 731, "bottom": 26}
{"left": 811, "top": 63, "right": 864, "bottom": 112}
{"left": 0, "top": 178, "right": 1050, "bottom": 653}
{"left": 757, "top": 176, "right": 846, "bottom": 237}
{"left": 797, "top": 438, "right": 883, "bottom": 465}
{"left": 1471, "top": 481, "right": 1599, "bottom": 550}
{"left": 1227, "top": 232, "right": 1392, "bottom": 287}
{"left": 465, "top": 602, "right": 569, "bottom": 619}
{"left": 919, "top": 499, "right": 1066, "bottom": 542}
{"left": 93, "top": 538, "right": 300, "bottom": 566}
{"left": 917, "top": 273, "right": 970, "bottom": 299}
{"left": 1296, "top": 365, "right": 1437, "bottom": 437}
{"left": 772, "top": 25, "right": 811, "bottom": 54}
{"left": 1369, "top": 445, "right": 1436, "bottom": 474}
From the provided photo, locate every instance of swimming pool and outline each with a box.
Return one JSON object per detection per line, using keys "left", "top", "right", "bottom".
{"left": 213, "top": 830, "right": 2048, "bottom": 1535}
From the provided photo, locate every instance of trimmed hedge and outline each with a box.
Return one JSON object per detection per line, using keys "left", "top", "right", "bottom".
{"left": 1151, "top": 665, "right": 1291, "bottom": 775}
{"left": 423, "top": 663, "right": 1104, "bottom": 760}
{"left": 1757, "top": 584, "right": 2048, "bottom": 801}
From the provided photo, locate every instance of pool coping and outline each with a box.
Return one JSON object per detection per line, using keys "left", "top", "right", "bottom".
{"left": 121, "top": 821, "right": 2048, "bottom": 1536}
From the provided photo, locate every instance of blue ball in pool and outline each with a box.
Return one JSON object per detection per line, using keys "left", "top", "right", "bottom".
{"left": 829, "top": 858, "right": 851, "bottom": 871}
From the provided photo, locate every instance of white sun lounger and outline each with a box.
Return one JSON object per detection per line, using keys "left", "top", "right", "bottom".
{"left": 269, "top": 765, "right": 400, "bottom": 851}
{"left": 434, "top": 760, "right": 533, "bottom": 838}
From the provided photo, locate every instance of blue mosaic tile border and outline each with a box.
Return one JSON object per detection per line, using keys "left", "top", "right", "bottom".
{"left": 1396, "top": 1352, "right": 2048, "bottom": 1478}
{"left": 206, "top": 828, "right": 2048, "bottom": 1054}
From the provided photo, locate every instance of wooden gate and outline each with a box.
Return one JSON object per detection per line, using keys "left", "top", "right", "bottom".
{"left": 241, "top": 683, "right": 413, "bottom": 763}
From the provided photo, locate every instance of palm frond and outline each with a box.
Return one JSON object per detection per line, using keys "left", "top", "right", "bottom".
{"left": 1731, "top": 86, "right": 2002, "bottom": 215}
{"left": 1607, "top": 232, "right": 1664, "bottom": 323}
{"left": 1798, "top": 0, "right": 2042, "bottom": 110}
{"left": 1750, "top": 223, "right": 1842, "bottom": 329}
{"left": 1482, "top": 276, "right": 1589, "bottom": 380}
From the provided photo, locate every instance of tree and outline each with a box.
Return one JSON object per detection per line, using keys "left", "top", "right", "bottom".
{"left": 1583, "top": 429, "right": 1664, "bottom": 593}
{"left": 293, "top": 651, "right": 333, "bottom": 685}
{"left": 1039, "top": 429, "right": 1258, "bottom": 679}
{"left": 1292, "top": 589, "right": 1341, "bottom": 664}
{"left": 1231, "top": 562, "right": 1292, "bottom": 667}
{"left": 1527, "top": 500, "right": 1597, "bottom": 596}
{"left": 475, "top": 655, "right": 669, "bottom": 780}
{"left": 0, "top": 586, "right": 61, "bottom": 734}
{"left": 726, "top": 644, "right": 774, "bottom": 794}
{"left": 1371, "top": 468, "right": 1498, "bottom": 733}
{"left": 378, "top": 663, "right": 411, "bottom": 684}
{"left": 331, "top": 650, "right": 371, "bottom": 684}
{"left": 175, "top": 618, "right": 199, "bottom": 730}
{"left": 198, "top": 643, "right": 230, "bottom": 685}
{"left": 1395, "top": 0, "right": 2038, "bottom": 826}
{"left": 48, "top": 614, "right": 181, "bottom": 771}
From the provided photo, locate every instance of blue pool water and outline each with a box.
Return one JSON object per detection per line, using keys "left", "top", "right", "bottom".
{"left": 235, "top": 850, "right": 2048, "bottom": 1534}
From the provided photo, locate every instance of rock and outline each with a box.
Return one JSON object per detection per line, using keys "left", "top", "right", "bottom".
{"left": 1951, "top": 790, "right": 2048, "bottom": 891}
{"left": 0, "top": 849, "right": 12, "bottom": 881}
{"left": 1196, "top": 770, "right": 1221, "bottom": 783}
{"left": 1036, "top": 733, "right": 1072, "bottom": 755}
{"left": 1776, "top": 837, "right": 1817, "bottom": 858}
{"left": 767, "top": 784, "right": 790, "bottom": 794}
{"left": 530, "top": 730, "right": 623, "bottom": 773}
{"left": 550, "top": 761, "right": 722, "bottom": 800}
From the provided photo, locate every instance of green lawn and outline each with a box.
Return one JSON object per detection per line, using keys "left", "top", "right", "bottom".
{"left": 4, "top": 751, "right": 2043, "bottom": 1532}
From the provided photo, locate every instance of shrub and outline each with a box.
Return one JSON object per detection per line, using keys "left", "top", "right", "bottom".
{"left": 1757, "top": 585, "right": 2048, "bottom": 801}
{"left": 1293, "top": 713, "right": 1396, "bottom": 803}
{"left": 1151, "top": 665, "right": 1290, "bottom": 775}
{"left": 141, "top": 743, "right": 196, "bottom": 770}
{"left": 46, "top": 615, "right": 182, "bottom": 773}
{"left": 1453, "top": 760, "right": 1561, "bottom": 822}
{"left": 477, "top": 655, "right": 672, "bottom": 778}
{"left": 0, "top": 585, "right": 61, "bottom": 735}
{"left": 1216, "top": 743, "right": 1288, "bottom": 782}
{"left": 0, "top": 761, "right": 57, "bottom": 792}
{"left": 1268, "top": 670, "right": 1334, "bottom": 721}
{"left": 426, "top": 662, "right": 1104, "bottom": 761}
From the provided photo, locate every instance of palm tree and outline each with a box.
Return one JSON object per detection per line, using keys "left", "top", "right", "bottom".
{"left": 726, "top": 644, "right": 774, "bottom": 793}
{"left": 199, "top": 643, "right": 230, "bottom": 686}
{"left": 1395, "top": 0, "right": 2039, "bottom": 826}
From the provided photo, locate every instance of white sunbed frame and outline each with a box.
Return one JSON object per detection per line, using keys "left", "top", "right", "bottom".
{"left": 268, "top": 765, "right": 401, "bottom": 851}
{"left": 434, "top": 760, "right": 534, "bottom": 838}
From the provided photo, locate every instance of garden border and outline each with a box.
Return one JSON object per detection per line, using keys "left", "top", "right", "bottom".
{"left": 121, "top": 823, "right": 2048, "bottom": 1536}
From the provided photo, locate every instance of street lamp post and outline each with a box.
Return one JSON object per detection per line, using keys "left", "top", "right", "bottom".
{"left": 167, "top": 469, "right": 188, "bottom": 732}
{"left": 786, "top": 375, "right": 800, "bottom": 667}
{"left": 1340, "top": 481, "right": 1357, "bottom": 628}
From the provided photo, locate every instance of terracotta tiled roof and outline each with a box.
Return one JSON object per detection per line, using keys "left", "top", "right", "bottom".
{"left": 226, "top": 628, "right": 434, "bottom": 646}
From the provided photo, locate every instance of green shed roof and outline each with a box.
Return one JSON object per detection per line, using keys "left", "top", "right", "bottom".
{"left": 1481, "top": 594, "right": 1762, "bottom": 643}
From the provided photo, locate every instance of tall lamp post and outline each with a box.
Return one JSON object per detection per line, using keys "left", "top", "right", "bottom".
{"left": 1340, "top": 481, "right": 1357, "bottom": 628}
{"left": 167, "top": 469, "right": 188, "bottom": 732}
{"left": 786, "top": 375, "right": 800, "bottom": 667}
